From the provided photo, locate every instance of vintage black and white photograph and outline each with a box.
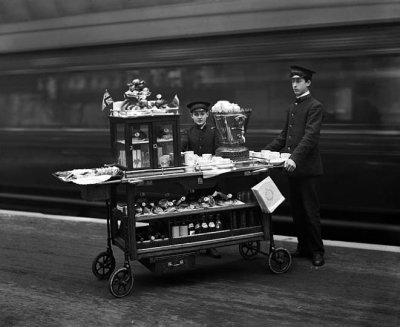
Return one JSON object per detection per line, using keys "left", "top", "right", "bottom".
{"left": 0, "top": 1, "right": 399, "bottom": 326}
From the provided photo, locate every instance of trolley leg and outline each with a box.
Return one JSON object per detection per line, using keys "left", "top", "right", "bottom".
{"left": 265, "top": 212, "right": 292, "bottom": 274}
{"left": 106, "top": 200, "right": 113, "bottom": 252}
{"left": 108, "top": 253, "right": 134, "bottom": 298}
{"left": 91, "top": 200, "right": 116, "bottom": 280}
{"left": 267, "top": 213, "right": 276, "bottom": 253}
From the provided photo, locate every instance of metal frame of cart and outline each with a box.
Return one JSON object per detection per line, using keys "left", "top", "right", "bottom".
{"left": 88, "top": 164, "right": 292, "bottom": 298}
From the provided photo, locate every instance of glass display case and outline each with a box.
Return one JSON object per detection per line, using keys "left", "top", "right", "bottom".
{"left": 109, "top": 115, "right": 181, "bottom": 170}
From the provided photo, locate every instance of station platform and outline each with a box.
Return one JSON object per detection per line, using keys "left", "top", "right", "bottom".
{"left": 0, "top": 209, "right": 399, "bottom": 327}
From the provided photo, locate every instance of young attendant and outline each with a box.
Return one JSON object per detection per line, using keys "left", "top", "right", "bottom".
{"left": 184, "top": 101, "right": 218, "bottom": 156}
{"left": 183, "top": 101, "right": 221, "bottom": 259}
{"left": 265, "top": 66, "right": 325, "bottom": 267}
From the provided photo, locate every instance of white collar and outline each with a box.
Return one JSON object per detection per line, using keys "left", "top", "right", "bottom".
{"left": 297, "top": 91, "right": 310, "bottom": 99}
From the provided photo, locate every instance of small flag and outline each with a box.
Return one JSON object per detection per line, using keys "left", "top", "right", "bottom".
{"left": 102, "top": 89, "right": 114, "bottom": 111}
{"left": 170, "top": 94, "right": 179, "bottom": 108}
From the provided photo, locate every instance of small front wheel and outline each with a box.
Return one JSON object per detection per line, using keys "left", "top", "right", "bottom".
{"left": 109, "top": 267, "right": 134, "bottom": 298}
{"left": 239, "top": 241, "right": 260, "bottom": 260}
{"left": 268, "top": 248, "right": 291, "bottom": 274}
{"left": 92, "top": 251, "right": 116, "bottom": 280}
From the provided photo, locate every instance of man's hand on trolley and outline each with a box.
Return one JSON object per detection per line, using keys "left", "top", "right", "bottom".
{"left": 284, "top": 158, "right": 296, "bottom": 172}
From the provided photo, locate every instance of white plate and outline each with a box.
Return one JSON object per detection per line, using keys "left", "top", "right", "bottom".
{"left": 215, "top": 163, "right": 234, "bottom": 169}
{"left": 72, "top": 175, "right": 113, "bottom": 185}
{"left": 270, "top": 158, "right": 286, "bottom": 165}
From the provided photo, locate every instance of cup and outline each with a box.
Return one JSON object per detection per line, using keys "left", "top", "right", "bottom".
{"left": 159, "top": 155, "right": 171, "bottom": 167}
{"left": 261, "top": 150, "right": 271, "bottom": 159}
{"left": 202, "top": 153, "right": 212, "bottom": 162}
{"left": 270, "top": 151, "right": 280, "bottom": 159}
{"left": 183, "top": 151, "right": 195, "bottom": 165}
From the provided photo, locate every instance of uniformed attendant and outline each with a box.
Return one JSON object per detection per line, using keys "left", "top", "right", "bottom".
{"left": 264, "top": 65, "right": 325, "bottom": 266}
{"left": 183, "top": 100, "right": 221, "bottom": 259}
{"left": 183, "top": 101, "right": 218, "bottom": 155}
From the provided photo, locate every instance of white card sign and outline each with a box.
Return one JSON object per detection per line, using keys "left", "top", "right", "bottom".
{"left": 251, "top": 176, "right": 285, "bottom": 213}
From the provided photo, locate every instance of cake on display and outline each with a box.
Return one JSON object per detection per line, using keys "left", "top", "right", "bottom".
{"left": 102, "top": 78, "right": 180, "bottom": 117}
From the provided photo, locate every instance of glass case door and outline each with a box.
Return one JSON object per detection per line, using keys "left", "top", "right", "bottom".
{"left": 154, "top": 122, "right": 175, "bottom": 168}
{"left": 130, "top": 123, "right": 151, "bottom": 169}
{"left": 113, "top": 122, "right": 127, "bottom": 169}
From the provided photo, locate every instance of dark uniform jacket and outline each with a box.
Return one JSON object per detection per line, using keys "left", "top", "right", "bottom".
{"left": 183, "top": 124, "right": 218, "bottom": 155}
{"left": 265, "top": 94, "right": 324, "bottom": 176}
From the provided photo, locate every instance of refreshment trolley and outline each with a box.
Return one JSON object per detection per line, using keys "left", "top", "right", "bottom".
{"left": 55, "top": 163, "right": 291, "bottom": 298}
{"left": 54, "top": 100, "right": 292, "bottom": 298}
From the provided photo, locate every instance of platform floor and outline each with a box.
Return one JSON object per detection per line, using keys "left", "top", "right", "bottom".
{"left": 0, "top": 210, "right": 399, "bottom": 327}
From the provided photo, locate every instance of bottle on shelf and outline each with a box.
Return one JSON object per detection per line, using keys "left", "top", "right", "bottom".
{"left": 212, "top": 190, "right": 232, "bottom": 201}
{"left": 188, "top": 216, "right": 195, "bottom": 236}
{"left": 248, "top": 209, "right": 255, "bottom": 226}
{"left": 201, "top": 214, "right": 208, "bottom": 233}
{"left": 208, "top": 214, "right": 216, "bottom": 232}
{"left": 175, "top": 196, "right": 186, "bottom": 206}
{"left": 207, "top": 194, "right": 216, "bottom": 207}
{"left": 187, "top": 189, "right": 197, "bottom": 202}
{"left": 148, "top": 225, "right": 156, "bottom": 241}
{"left": 136, "top": 233, "right": 145, "bottom": 243}
{"left": 171, "top": 219, "right": 180, "bottom": 238}
{"left": 179, "top": 219, "right": 189, "bottom": 237}
{"left": 215, "top": 214, "right": 223, "bottom": 231}
{"left": 231, "top": 211, "right": 237, "bottom": 229}
{"left": 194, "top": 217, "right": 201, "bottom": 234}
{"left": 134, "top": 203, "right": 143, "bottom": 215}
{"left": 239, "top": 210, "right": 247, "bottom": 228}
{"left": 141, "top": 201, "right": 151, "bottom": 214}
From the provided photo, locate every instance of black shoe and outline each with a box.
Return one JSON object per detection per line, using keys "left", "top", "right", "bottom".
{"left": 206, "top": 248, "right": 221, "bottom": 259}
{"left": 312, "top": 253, "right": 325, "bottom": 267}
{"left": 291, "top": 250, "right": 309, "bottom": 258}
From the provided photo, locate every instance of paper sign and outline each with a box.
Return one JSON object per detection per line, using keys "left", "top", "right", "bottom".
{"left": 251, "top": 176, "right": 285, "bottom": 213}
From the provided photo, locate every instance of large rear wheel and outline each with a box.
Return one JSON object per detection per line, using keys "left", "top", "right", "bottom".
{"left": 109, "top": 267, "right": 134, "bottom": 298}
{"left": 268, "top": 248, "right": 291, "bottom": 274}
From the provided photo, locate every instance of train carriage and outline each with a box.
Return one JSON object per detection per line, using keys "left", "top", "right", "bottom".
{"left": 0, "top": 2, "right": 399, "bottom": 245}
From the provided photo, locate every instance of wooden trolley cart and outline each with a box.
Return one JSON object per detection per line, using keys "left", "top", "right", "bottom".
{"left": 82, "top": 163, "right": 292, "bottom": 298}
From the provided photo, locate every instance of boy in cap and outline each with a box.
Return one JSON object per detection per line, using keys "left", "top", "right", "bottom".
{"left": 182, "top": 100, "right": 221, "bottom": 259}
{"left": 264, "top": 65, "right": 325, "bottom": 266}
{"left": 183, "top": 101, "right": 218, "bottom": 156}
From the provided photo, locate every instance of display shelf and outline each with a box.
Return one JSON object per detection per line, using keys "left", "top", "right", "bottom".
{"left": 134, "top": 202, "right": 259, "bottom": 222}
{"left": 136, "top": 231, "right": 265, "bottom": 258}
{"left": 116, "top": 139, "right": 149, "bottom": 145}
{"left": 156, "top": 138, "right": 173, "bottom": 143}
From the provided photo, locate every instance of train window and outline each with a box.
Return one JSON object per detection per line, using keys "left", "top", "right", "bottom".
{"left": 0, "top": 55, "right": 399, "bottom": 130}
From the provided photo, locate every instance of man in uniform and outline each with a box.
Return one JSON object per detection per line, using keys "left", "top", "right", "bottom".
{"left": 182, "top": 101, "right": 221, "bottom": 259}
{"left": 264, "top": 66, "right": 325, "bottom": 266}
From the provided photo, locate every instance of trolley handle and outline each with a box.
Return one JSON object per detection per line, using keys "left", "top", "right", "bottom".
{"left": 168, "top": 260, "right": 184, "bottom": 267}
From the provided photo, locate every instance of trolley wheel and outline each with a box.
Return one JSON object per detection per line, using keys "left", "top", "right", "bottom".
{"left": 239, "top": 241, "right": 260, "bottom": 260}
{"left": 92, "top": 251, "right": 116, "bottom": 280}
{"left": 109, "top": 267, "right": 134, "bottom": 298}
{"left": 268, "top": 248, "right": 292, "bottom": 274}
